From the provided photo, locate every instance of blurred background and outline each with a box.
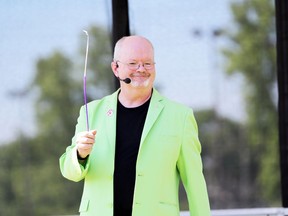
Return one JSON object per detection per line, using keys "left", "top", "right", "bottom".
{"left": 0, "top": 0, "right": 279, "bottom": 215}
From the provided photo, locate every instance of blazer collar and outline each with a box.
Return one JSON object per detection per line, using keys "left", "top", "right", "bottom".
{"left": 104, "top": 88, "right": 164, "bottom": 152}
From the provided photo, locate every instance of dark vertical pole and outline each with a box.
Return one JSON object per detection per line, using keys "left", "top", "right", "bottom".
{"left": 275, "top": 0, "right": 288, "bottom": 207}
{"left": 112, "top": 0, "right": 130, "bottom": 90}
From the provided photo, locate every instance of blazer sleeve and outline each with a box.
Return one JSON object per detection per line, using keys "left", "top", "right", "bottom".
{"left": 176, "top": 109, "right": 211, "bottom": 216}
{"left": 59, "top": 106, "right": 91, "bottom": 182}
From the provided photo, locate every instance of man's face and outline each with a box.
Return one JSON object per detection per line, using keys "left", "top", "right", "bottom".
{"left": 114, "top": 37, "right": 156, "bottom": 89}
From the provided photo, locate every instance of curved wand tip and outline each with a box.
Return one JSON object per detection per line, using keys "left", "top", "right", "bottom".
{"left": 83, "top": 30, "right": 88, "bottom": 35}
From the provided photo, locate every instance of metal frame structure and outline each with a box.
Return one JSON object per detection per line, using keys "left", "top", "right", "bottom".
{"left": 111, "top": 0, "right": 130, "bottom": 89}
{"left": 181, "top": 208, "right": 288, "bottom": 216}
{"left": 211, "top": 208, "right": 288, "bottom": 216}
{"left": 54, "top": 209, "right": 288, "bottom": 216}
{"left": 275, "top": 0, "right": 288, "bottom": 207}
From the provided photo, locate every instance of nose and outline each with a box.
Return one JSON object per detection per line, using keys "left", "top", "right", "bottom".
{"left": 137, "top": 63, "right": 146, "bottom": 71}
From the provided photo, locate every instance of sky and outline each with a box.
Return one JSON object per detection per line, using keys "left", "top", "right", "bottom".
{"left": 0, "top": 0, "right": 245, "bottom": 143}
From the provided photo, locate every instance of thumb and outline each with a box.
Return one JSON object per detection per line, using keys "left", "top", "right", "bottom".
{"left": 91, "top": 129, "right": 97, "bottom": 135}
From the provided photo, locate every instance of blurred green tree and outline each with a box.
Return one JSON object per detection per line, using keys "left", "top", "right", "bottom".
{"left": 31, "top": 26, "right": 112, "bottom": 215}
{"left": 222, "top": 0, "right": 279, "bottom": 205}
{"left": 31, "top": 51, "right": 83, "bottom": 215}
{"left": 0, "top": 25, "right": 112, "bottom": 215}
{"left": 195, "top": 110, "right": 258, "bottom": 208}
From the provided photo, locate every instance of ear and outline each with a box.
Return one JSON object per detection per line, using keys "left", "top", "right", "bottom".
{"left": 111, "top": 61, "right": 119, "bottom": 76}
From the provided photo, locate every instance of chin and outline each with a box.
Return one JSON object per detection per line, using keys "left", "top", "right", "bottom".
{"left": 131, "top": 79, "right": 151, "bottom": 88}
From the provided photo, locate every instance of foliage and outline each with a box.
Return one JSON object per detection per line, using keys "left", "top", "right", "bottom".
{"left": 179, "top": 109, "right": 264, "bottom": 209}
{"left": 222, "top": 0, "right": 279, "bottom": 204}
{"left": 0, "top": 25, "right": 113, "bottom": 215}
{"left": 181, "top": 0, "right": 279, "bottom": 208}
{"left": 197, "top": 110, "right": 260, "bottom": 208}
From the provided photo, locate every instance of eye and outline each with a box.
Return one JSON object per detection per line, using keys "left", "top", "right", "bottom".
{"left": 144, "top": 63, "right": 152, "bottom": 66}
{"left": 128, "top": 62, "right": 137, "bottom": 66}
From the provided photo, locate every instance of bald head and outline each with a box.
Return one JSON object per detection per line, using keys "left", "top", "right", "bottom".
{"left": 113, "top": 35, "right": 154, "bottom": 61}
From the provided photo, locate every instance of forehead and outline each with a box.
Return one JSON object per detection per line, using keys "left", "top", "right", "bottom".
{"left": 117, "top": 37, "right": 154, "bottom": 60}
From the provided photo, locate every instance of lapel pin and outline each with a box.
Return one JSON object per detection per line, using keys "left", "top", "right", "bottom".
{"left": 107, "top": 109, "right": 114, "bottom": 117}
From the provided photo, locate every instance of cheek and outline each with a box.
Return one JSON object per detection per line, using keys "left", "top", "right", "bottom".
{"left": 150, "top": 71, "right": 156, "bottom": 81}
{"left": 117, "top": 68, "right": 128, "bottom": 77}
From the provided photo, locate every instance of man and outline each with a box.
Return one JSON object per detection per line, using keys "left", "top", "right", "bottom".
{"left": 59, "top": 35, "right": 210, "bottom": 216}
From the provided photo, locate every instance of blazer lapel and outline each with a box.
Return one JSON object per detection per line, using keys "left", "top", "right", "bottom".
{"left": 105, "top": 90, "right": 119, "bottom": 156}
{"left": 139, "top": 89, "right": 164, "bottom": 147}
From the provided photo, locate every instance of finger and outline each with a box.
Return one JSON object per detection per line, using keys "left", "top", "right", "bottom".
{"left": 77, "top": 137, "right": 95, "bottom": 144}
{"left": 90, "top": 130, "right": 97, "bottom": 135}
{"left": 79, "top": 130, "right": 97, "bottom": 139}
{"left": 77, "top": 130, "right": 93, "bottom": 137}
{"left": 76, "top": 132, "right": 95, "bottom": 143}
{"left": 77, "top": 143, "right": 93, "bottom": 150}
{"left": 86, "top": 130, "right": 97, "bottom": 138}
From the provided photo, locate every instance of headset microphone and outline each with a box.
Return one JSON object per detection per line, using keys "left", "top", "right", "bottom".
{"left": 115, "top": 62, "right": 131, "bottom": 84}
{"left": 117, "top": 77, "right": 131, "bottom": 84}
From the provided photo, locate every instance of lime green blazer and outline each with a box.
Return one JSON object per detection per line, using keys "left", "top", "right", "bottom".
{"left": 59, "top": 89, "right": 210, "bottom": 216}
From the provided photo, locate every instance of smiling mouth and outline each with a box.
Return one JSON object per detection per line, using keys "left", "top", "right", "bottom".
{"left": 131, "top": 72, "right": 150, "bottom": 78}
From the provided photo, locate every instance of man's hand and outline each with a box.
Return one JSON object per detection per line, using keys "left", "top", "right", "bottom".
{"left": 76, "top": 130, "right": 97, "bottom": 159}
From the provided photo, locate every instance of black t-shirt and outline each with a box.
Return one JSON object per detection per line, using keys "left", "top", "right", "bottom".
{"left": 113, "top": 98, "right": 150, "bottom": 216}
